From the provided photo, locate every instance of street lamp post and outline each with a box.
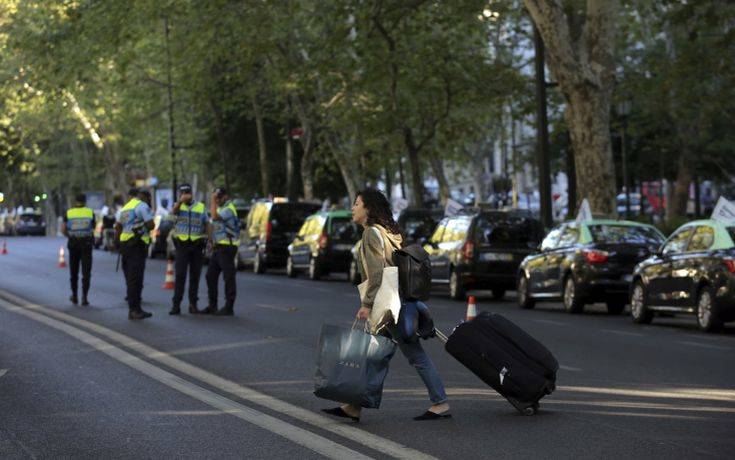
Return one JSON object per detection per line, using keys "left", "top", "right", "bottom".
{"left": 617, "top": 99, "right": 632, "bottom": 218}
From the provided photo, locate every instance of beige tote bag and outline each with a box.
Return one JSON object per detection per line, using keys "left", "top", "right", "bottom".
{"left": 357, "top": 227, "right": 401, "bottom": 335}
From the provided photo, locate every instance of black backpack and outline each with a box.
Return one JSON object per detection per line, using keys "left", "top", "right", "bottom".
{"left": 394, "top": 244, "right": 432, "bottom": 301}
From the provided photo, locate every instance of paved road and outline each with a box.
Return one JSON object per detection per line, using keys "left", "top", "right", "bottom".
{"left": 1, "top": 236, "right": 734, "bottom": 459}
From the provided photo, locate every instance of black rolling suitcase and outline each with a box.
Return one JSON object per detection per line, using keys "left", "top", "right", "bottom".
{"left": 436, "top": 311, "right": 558, "bottom": 415}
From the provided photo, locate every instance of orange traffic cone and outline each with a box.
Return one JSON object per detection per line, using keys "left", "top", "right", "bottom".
{"left": 465, "top": 295, "right": 477, "bottom": 321}
{"left": 58, "top": 246, "right": 66, "bottom": 268}
{"left": 162, "top": 259, "right": 175, "bottom": 289}
{"left": 1, "top": 240, "right": 7, "bottom": 255}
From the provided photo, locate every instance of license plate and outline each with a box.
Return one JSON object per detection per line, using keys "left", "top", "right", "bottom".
{"left": 333, "top": 244, "right": 353, "bottom": 251}
{"left": 480, "top": 252, "right": 513, "bottom": 262}
{"left": 623, "top": 274, "right": 633, "bottom": 282}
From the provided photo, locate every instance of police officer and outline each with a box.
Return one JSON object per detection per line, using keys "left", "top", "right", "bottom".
{"left": 116, "top": 189, "right": 155, "bottom": 320}
{"left": 169, "top": 184, "right": 208, "bottom": 315}
{"left": 61, "top": 193, "right": 95, "bottom": 306}
{"left": 202, "top": 187, "right": 240, "bottom": 316}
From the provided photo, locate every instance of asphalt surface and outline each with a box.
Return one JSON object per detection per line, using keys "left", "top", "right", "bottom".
{"left": 1, "top": 236, "right": 734, "bottom": 459}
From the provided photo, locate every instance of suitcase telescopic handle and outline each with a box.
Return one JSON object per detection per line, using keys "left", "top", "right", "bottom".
{"left": 434, "top": 329, "right": 449, "bottom": 344}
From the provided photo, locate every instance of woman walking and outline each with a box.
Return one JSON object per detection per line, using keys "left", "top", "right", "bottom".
{"left": 322, "top": 188, "right": 451, "bottom": 422}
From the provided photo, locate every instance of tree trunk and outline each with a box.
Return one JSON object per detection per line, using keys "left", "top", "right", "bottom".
{"left": 524, "top": 0, "right": 618, "bottom": 216}
{"left": 285, "top": 131, "right": 295, "bottom": 200}
{"left": 429, "top": 156, "right": 450, "bottom": 206}
{"left": 292, "top": 95, "right": 315, "bottom": 200}
{"left": 470, "top": 157, "right": 486, "bottom": 207}
{"left": 326, "top": 133, "right": 363, "bottom": 204}
{"left": 210, "top": 98, "right": 230, "bottom": 190}
{"left": 565, "top": 89, "right": 617, "bottom": 216}
{"left": 251, "top": 93, "right": 270, "bottom": 197}
{"left": 566, "top": 137, "right": 577, "bottom": 220}
{"left": 669, "top": 152, "right": 691, "bottom": 223}
{"left": 406, "top": 147, "right": 424, "bottom": 207}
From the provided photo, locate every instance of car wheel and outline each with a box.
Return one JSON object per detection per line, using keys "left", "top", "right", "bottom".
{"left": 253, "top": 253, "right": 266, "bottom": 274}
{"left": 517, "top": 275, "right": 535, "bottom": 309}
{"left": 491, "top": 288, "right": 506, "bottom": 301}
{"left": 286, "top": 256, "right": 297, "bottom": 278}
{"left": 606, "top": 299, "right": 626, "bottom": 315}
{"left": 308, "top": 257, "right": 321, "bottom": 281}
{"left": 562, "top": 276, "right": 584, "bottom": 314}
{"left": 449, "top": 269, "right": 466, "bottom": 301}
{"left": 630, "top": 281, "right": 653, "bottom": 324}
{"left": 696, "top": 286, "right": 722, "bottom": 332}
{"left": 349, "top": 258, "right": 360, "bottom": 285}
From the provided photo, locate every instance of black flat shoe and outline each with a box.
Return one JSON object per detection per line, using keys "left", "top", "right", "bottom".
{"left": 70, "top": 295, "right": 78, "bottom": 305}
{"left": 322, "top": 407, "right": 359, "bottom": 422}
{"left": 413, "top": 411, "right": 452, "bottom": 421}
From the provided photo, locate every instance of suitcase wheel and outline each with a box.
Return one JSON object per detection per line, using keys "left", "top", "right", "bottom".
{"left": 523, "top": 407, "right": 535, "bottom": 416}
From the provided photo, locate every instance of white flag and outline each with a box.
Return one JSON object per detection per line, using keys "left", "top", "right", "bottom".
{"left": 576, "top": 198, "right": 593, "bottom": 222}
{"left": 444, "top": 198, "right": 464, "bottom": 217}
{"left": 711, "top": 196, "right": 735, "bottom": 225}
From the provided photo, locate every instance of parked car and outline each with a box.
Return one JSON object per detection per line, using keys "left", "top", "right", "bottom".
{"left": 630, "top": 219, "right": 735, "bottom": 332}
{"left": 517, "top": 219, "right": 665, "bottom": 314}
{"left": 398, "top": 208, "right": 444, "bottom": 245}
{"left": 14, "top": 212, "right": 46, "bottom": 236}
{"left": 148, "top": 214, "right": 176, "bottom": 258}
{"left": 286, "top": 210, "right": 360, "bottom": 280}
{"left": 238, "top": 199, "right": 321, "bottom": 273}
{"left": 425, "top": 210, "right": 545, "bottom": 300}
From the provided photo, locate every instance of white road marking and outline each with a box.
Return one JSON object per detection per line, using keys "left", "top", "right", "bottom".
{"left": 0, "top": 298, "right": 370, "bottom": 460}
{"left": 601, "top": 329, "right": 643, "bottom": 337}
{"left": 0, "top": 289, "right": 435, "bottom": 460}
{"left": 677, "top": 341, "right": 733, "bottom": 351}
{"left": 531, "top": 319, "right": 567, "bottom": 326}
{"left": 559, "top": 365, "right": 582, "bottom": 372}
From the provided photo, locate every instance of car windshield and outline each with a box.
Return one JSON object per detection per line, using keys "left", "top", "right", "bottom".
{"left": 20, "top": 214, "right": 42, "bottom": 222}
{"left": 588, "top": 224, "right": 663, "bottom": 245}
{"left": 475, "top": 215, "right": 543, "bottom": 247}
{"left": 330, "top": 217, "right": 356, "bottom": 240}
{"left": 727, "top": 227, "right": 735, "bottom": 246}
{"left": 402, "top": 216, "right": 438, "bottom": 240}
{"left": 270, "top": 204, "right": 321, "bottom": 232}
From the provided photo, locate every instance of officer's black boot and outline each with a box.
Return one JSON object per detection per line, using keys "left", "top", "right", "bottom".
{"left": 169, "top": 304, "right": 181, "bottom": 315}
{"left": 214, "top": 305, "right": 234, "bottom": 316}
{"left": 70, "top": 293, "right": 78, "bottom": 305}
{"left": 200, "top": 305, "right": 218, "bottom": 315}
{"left": 188, "top": 304, "right": 200, "bottom": 315}
{"left": 81, "top": 294, "right": 89, "bottom": 306}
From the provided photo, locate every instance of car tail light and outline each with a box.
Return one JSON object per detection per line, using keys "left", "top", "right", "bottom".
{"left": 724, "top": 258, "right": 735, "bottom": 273}
{"left": 462, "top": 241, "right": 474, "bottom": 260}
{"left": 319, "top": 231, "right": 328, "bottom": 250}
{"left": 264, "top": 221, "right": 272, "bottom": 243}
{"left": 582, "top": 249, "right": 609, "bottom": 264}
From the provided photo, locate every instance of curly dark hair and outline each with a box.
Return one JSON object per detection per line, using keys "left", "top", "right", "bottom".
{"left": 357, "top": 188, "right": 401, "bottom": 235}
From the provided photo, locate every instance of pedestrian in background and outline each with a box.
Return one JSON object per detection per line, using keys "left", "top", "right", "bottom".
{"left": 323, "top": 188, "right": 451, "bottom": 422}
{"left": 116, "top": 188, "right": 155, "bottom": 320}
{"left": 170, "top": 183, "right": 208, "bottom": 315}
{"left": 202, "top": 187, "right": 240, "bottom": 316}
{"left": 61, "top": 193, "right": 95, "bottom": 306}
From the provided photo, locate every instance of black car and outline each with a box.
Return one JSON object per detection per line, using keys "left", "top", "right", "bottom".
{"left": 14, "top": 213, "right": 46, "bottom": 236}
{"left": 425, "top": 210, "right": 545, "bottom": 300}
{"left": 286, "top": 210, "right": 360, "bottom": 280}
{"left": 517, "top": 219, "right": 665, "bottom": 314}
{"left": 238, "top": 199, "right": 321, "bottom": 274}
{"left": 398, "top": 208, "right": 444, "bottom": 245}
{"left": 630, "top": 219, "right": 735, "bottom": 332}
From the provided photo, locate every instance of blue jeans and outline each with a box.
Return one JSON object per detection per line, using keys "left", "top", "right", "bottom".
{"left": 393, "top": 332, "right": 448, "bottom": 404}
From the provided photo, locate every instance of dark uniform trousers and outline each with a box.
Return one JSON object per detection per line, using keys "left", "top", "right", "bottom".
{"left": 120, "top": 240, "right": 147, "bottom": 312}
{"left": 172, "top": 239, "right": 205, "bottom": 307}
{"left": 68, "top": 238, "right": 93, "bottom": 298}
{"left": 206, "top": 245, "right": 237, "bottom": 309}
